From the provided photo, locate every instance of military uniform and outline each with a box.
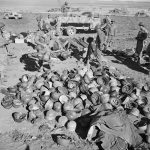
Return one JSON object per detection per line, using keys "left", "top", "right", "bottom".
{"left": 135, "top": 22, "right": 148, "bottom": 63}
{"left": 84, "top": 37, "right": 102, "bottom": 70}
{"left": 61, "top": 1, "right": 70, "bottom": 16}
{"left": 107, "top": 21, "right": 117, "bottom": 48}
{"left": 0, "top": 23, "right": 8, "bottom": 84}
{"left": 101, "top": 16, "right": 112, "bottom": 36}
{"left": 95, "top": 24, "right": 105, "bottom": 51}
{"left": 136, "top": 29, "right": 148, "bottom": 55}
{"left": 36, "top": 16, "right": 43, "bottom": 31}
{"left": 34, "top": 30, "right": 51, "bottom": 48}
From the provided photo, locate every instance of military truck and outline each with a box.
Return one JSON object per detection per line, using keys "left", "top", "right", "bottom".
{"left": 56, "top": 14, "right": 100, "bottom": 36}
{"left": 3, "top": 12, "right": 23, "bottom": 19}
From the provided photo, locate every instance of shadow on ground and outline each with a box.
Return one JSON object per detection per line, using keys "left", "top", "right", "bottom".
{"left": 25, "top": 145, "right": 30, "bottom": 150}
{"left": 104, "top": 50, "right": 149, "bottom": 75}
{"left": 20, "top": 54, "right": 40, "bottom": 71}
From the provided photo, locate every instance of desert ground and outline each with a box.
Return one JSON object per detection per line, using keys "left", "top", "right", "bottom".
{"left": 0, "top": 12, "right": 150, "bottom": 150}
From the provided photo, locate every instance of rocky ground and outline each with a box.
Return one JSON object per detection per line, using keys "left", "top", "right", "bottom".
{"left": 0, "top": 13, "right": 150, "bottom": 150}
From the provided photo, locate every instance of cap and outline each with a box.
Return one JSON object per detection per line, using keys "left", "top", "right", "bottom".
{"left": 139, "top": 22, "right": 144, "bottom": 27}
{"left": 0, "top": 22, "right": 5, "bottom": 28}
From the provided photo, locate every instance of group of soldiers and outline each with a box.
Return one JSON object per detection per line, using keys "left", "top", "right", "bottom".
{"left": 29, "top": 15, "right": 65, "bottom": 71}
{"left": 84, "top": 15, "right": 117, "bottom": 68}
{"left": 0, "top": 14, "right": 63, "bottom": 85}
{"left": 0, "top": 22, "right": 17, "bottom": 85}
{"left": 84, "top": 15, "right": 150, "bottom": 70}
{"left": 0, "top": 12, "right": 150, "bottom": 85}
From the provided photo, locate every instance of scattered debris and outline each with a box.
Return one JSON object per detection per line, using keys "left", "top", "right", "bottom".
{"left": 135, "top": 10, "right": 149, "bottom": 17}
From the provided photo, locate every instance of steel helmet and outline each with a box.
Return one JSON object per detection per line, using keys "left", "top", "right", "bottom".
{"left": 0, "top": 22, "right": 5, "bottom": 28}
{"left": 43, "top": 23, "right": 50, "bottom": 31}
{"left": 36, "top": 15, "right": 42, "bottom": 21}
{"left": 139, "top": 22, "right": 145, "bottom": 27}
{"left": 65, "top": 1, "right": 68, "bottom": 5}
{"left": 36, "top": 45, "right": 44, "bottom": 51}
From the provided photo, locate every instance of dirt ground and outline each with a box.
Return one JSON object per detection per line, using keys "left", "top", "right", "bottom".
{"left": 0, "top": 13, "right": 150, "bottom": 150}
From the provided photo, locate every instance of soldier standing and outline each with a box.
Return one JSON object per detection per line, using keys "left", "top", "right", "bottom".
{"left": 95, "top": 24, "right": 105, "bottom": 52}
{"left": 36, "top": 15, "right": 43, "bottom": 31}
{"left": 28, "top": 44, "right": 47, "bottom": 72}
{"left": 34, "top": 24, "right": 51, "bottom": 49}
{"left": 0, "top": 22, "right": 15, "bottom": 56}
{"left": 135, "top": 22, "right": 148, "bottom": 64}
{"left": 61, "top": 1, "right": 70, "bottom": 16}
{"left": 84, "top": 37, "right": 103, "bottom": 70}
{"left": 101, "top": 15, "right": 112, "bottom": 51}
{"left": 0, "top": 22, "right": 10, "bottom": 84}
{"left": 106, "top": 20, "right": 117, "bottom": 49}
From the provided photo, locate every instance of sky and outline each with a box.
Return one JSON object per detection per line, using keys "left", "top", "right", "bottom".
{"left": 0, "top": 0, "right": 149, "bottom": 6}
{"left": 0, "top": 0, "right": 149, "bottom": 10}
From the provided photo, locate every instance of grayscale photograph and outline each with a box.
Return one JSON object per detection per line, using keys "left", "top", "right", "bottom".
{"left": 0, "top": 0, "right": 150, "bottom": 150}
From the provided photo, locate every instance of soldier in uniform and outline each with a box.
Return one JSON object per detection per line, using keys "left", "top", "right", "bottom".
{"left": 30, "top": 45, "right": 45, "bottom": 65}
{"left": 95, "top": 24, "right": 105, "bottom": 52}
{"left": 84, "top": 37, "right": 103, "bottom": 70}
{"left": 0, "top": 22, "right": 15, "bottom": 56}
{"left": 106, "top": 19, "right": 117, "bottom": 49}
{"left": 35, "top": 22, "right": 63, "bottom": 52}
{"left": 34, "top": 23, "right": 51, "bottom": 49}
{"left": 135, "top": 22, "right": 148, "bottom": 63}
{"left": 0, "top": 22, "right": 10, "bottom": 84}
{"left": 61, "top": 1, "right": 70, "bottom": 16}
{"left": 36, "top": 15, "right": 43, "bottom": 31}
{"left": 44, "top": 15, "right": 51, "bottom": 24}
{"left": 100, "top": 15, "right": 112, "bottom": 51}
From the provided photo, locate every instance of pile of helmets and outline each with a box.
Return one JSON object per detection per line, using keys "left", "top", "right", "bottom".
{"left": 1, "top": 65, "right": 150, "bottom": 142}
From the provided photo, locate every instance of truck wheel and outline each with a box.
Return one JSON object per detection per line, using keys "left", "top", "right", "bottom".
{"left": 4, "top": 16, "right": 9, "bottom": 19}
{"left": 66, "top": 26, "right": 76, "bottom": 36}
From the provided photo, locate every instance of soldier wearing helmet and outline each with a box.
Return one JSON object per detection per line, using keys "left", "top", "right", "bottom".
{"left": 28, "top": 44, "right": 47, "bottom": 71}
{"left": 106, "top": 19, "right": 117, "bottom": 49}
{"left": 84, "top": 36, "right": 103, "bottom": 70}
{"left": 135, "top": 22, "right": 148, "bottom": 64}
{"left": 44, "top": 15, "right": 53, "bottom": 26}
{"left": 0, "top": 22, "right": 14, "bottom": 56}
{"left": 0, "top": 22, "right": 8, "bottom": 46}
{"left": 100, "top": 15, "right": 112, "bottom": 50}
{"left": 61, "top": 1, "right": 70, "bottom": 16}
{"left": 0, "top": 23, "right": 6, "bottom": 84}
{"left": 36, "top": 15, "right": 43, "bottom": 31}
{"left": 0, "top": 22, "right": 14, "bottom": 84}
{"left": 34, "top": 24, "right": 51, "bottom": 49}
{"left": 95, "top": 24, "right": 105, "bottom": 52}
{"left": 28, "top": 44, "right": 52, "bottom": 72}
